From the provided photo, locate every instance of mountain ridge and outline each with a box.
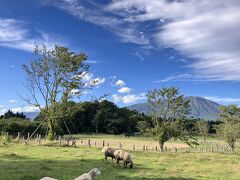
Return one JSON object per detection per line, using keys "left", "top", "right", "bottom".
{"left": 127, "top": 96, "right": 221, "bottom": 120}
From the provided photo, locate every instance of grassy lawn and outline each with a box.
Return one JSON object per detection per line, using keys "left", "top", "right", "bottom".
{"left": 1, "top": 142, "right": 240, "bottom": 180}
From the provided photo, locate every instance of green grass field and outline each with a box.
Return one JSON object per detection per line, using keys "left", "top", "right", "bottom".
{"left": 1, "top": 135, "right": 240, "bottom": 180}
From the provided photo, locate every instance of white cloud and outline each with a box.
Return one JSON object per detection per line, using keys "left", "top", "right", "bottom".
{"left": 0, "top": 108, "right": 7, "bottom": 115}
{"left": 112, "top": 94, "right": 122, "bottom": 103}
{"left": 11, "top": 106, "right": 40, "bottom": 113}
{"left": 112, "top": 93, "right": 146, "bottom": 104}
{"left": 115, "top": 80, "right": 125, "bottom": 87}
{"left": 0, "top": 18, "right": 65, "bottom": 51}
{"left": 45, "top": 0, "right": 150, "bottom": 46}
{"left": 0, "top": 105, "right": 4, "bottom": 109}
{"left": 46, "top": 0, "right": 240, "bottom": 82}
{"left": 154, "top": 73, "right": 219, "bottom": 83}
{"left": 89, "top": 77, "right": 106, "bottom": 86}
{"left": 118, "top": 87, "right": 132, "bottom": 94}
{"left": 9, "top": 99, "right": 17, "bottom": 104}
{"left": 204, "top": 96, "right": 240, "bottom": 104}
{"left": 70, "top": 89, "right": 80, "bottom": 95}
{"left": 106, "top": 0, "right": 240, "bottom": 81}
{"left": 74, "top": 72, "right": 105, "bottom": 88}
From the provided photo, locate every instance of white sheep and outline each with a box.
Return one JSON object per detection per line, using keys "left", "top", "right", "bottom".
{"left": 40, "top": 177, "right": 58, "bottom": 180}
{"left": 114, "top": 150, "right": 133, "bottom": 169}
{"left": 101, "top": 147, "right": 115, "bottom": 161}
{"left": 74, "top": 168, "right": 101, "bottom": 180}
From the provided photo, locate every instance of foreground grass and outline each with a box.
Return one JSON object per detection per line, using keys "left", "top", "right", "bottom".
{"left": 1, "top": 143, "right": 240, "bottom": 180}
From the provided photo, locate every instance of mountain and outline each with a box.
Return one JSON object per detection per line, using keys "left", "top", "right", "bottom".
{"left": 24, "top": 112, "right": 39, "bottom": 120}
{"left": 127, "top": 96, "right": 221, "bottom": 120}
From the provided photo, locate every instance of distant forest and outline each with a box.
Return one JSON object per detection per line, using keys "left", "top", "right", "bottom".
{"left": 0, "top": 100, "right": 219, "bottom": 137}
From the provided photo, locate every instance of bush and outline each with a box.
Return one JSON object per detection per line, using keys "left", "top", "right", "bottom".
{"left": 0, "top": 118, "right": 47, "bottom": 136}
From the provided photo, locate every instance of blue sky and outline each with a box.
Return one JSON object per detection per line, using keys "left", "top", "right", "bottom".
{"left": 0, "top": 0, "right": 240, "bottom": 114}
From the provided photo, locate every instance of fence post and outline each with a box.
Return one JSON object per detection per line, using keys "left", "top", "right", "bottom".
{"left": 38, "top": 135, "right": 41, "bottom": 145}
{"left": 107, "top": 142, "right": 110, "bottom": 147}
{"left": 67, "top": 138, "right": 70, "bottom": 146}
{"left": 155, "top": 146, "right": 158, "bottom": 151}
{"left": 133, "top": 144, "right": 135, "bottom": 151}
{"left": 6, "top": 132, "right": 9, "bottom": 141}
{"left": 59, "top": 136, "right": 61, "bottom": 147}
{"left": 27, "top": 132, "right": 30, "bottom": 140}
{"left": 119, "top": 143, "right": 122, "bottom": 149}
{"left": 102, "top": 141, "right": 105, "bottom": 147}
{"left": 88, "top": 139, "right": 91, "bottom": 147}
{"left": 174, "top": 147, "right": 177, "bottom": 153}
{"left": 165, "top": 146, "right": 168, "bottom": 152}
{"left": 94, "top": 142, "right": 97, "bottom": 147}
{"left": 143, "top": 145, "right": 145, "bottom": 150}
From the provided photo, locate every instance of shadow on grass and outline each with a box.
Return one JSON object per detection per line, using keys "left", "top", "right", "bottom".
{"left": 0, "top": 154, "right": 196, "bottom": 180}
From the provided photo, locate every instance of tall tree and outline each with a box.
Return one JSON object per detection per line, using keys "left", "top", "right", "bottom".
{"left": 217, "top": 105, "right": 240, "bottom": 153}
{"left": 22, "top": 44, "right": 93, "bottom": 140}
{"left": 146, "top": 86, "right": 197, "bottom": 151}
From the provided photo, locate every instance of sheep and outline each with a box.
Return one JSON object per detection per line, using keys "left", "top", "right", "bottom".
{"left": 74, "top": 168, "right": 101, "bottom": 180}
{"left": 40, "top": 177, "right": 58, "bottom": 180}
{"left": 101, "top": 147, "right": 116, "bottom": 161}
{"left": 114, "top": 150, "right": 133, "bottom": 169}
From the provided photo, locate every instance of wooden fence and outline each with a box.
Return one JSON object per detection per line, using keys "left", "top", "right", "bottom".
{"left": 1, "top": 132, "right": 236, "bottom": 154}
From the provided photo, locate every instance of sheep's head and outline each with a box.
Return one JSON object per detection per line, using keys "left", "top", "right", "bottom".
{"left": 129, "top": 163, "right": 133, "bottom": 169}
{"left": 92, "top": 168, "right": 101, "bottom": 176}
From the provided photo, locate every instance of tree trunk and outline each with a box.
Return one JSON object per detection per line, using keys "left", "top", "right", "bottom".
{"left": 48, "top": 122, "right": 57, "bottom": 141}
{"left": 95, "top": 123, "right": 98, "bottom": 133}
{"left": 159, "top": 141, "right": 164, "bottom": 152}
{"left": 48, "top": 128, "right": 56, "bottom": 141}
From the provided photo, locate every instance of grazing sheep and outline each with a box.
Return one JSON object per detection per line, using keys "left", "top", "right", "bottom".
{"left": 114, "top": 150, "right": 133, "bottom": 169}
{"left": 40, "top": 177, "right": 58, "bottom": 180}
{"left": 74, "top": 168, "right": 101, "bottom": 180}
{"left": 101, "top": 147, "right": 115, "bottom": 161}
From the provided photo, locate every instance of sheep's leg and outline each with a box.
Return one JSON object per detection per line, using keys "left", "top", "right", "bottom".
{"left": 116, "top": 159, "right": 121, "bottom": 167}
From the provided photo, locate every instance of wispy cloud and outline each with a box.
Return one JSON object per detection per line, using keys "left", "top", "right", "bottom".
{"left": 106, "top": 0, "right": 240, "bottom": 81}
{"left": 8, "top": 99, "right": 17, "bottom": 104}
{"left": 45, "top": 0, "right": 240, "bottom": 82}
{"left": 86, "top": 60, "right": 99, "bottom": 64}
{"left": 44, "top": 0, "right": 151, "bottom": 47}
{"left": 0, "top": 18, "right": 65, "bottom": 51}
{"left": 154, "top": 73, "right": 223, "bottom": 83}
{"left": 204, "top": 96, "right": 240, "bottom": 104}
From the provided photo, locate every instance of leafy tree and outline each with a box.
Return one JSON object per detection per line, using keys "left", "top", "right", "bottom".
{"left": 146, "top": 86, "right": 198, "bottom": 151}
{"left": 22, "top": 44, "right": 92, "bottom": 140}
{"left": 197, "top": 120, "right": 209, "bottom": 144}
{"left": 217, "top": 105, "right": 240, "bottom": 153}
